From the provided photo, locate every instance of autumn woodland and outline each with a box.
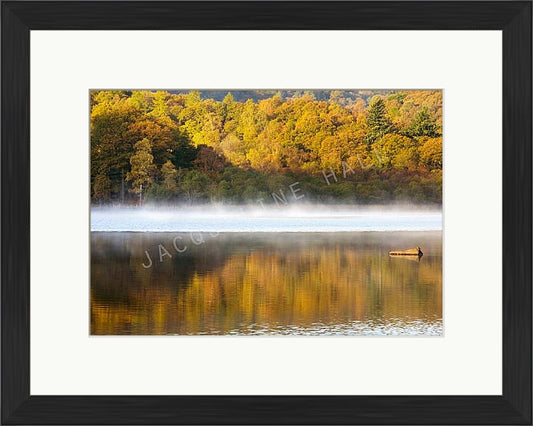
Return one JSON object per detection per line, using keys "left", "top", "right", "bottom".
{"left": 91, "top": 90, "right": 442, "bottom": 205}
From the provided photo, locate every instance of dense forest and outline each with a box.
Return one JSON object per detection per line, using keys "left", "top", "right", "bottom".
{"left": 90, "top": 89, "right": 442, "bottom": 205}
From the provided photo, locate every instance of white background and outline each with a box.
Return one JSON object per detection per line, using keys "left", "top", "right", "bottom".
{"left": 31, "top": 31, "right": 502, "bottom": 395}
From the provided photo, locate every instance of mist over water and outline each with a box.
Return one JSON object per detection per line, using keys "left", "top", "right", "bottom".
{"left": 91, "top": 205, "right": 442, "bottom": 233}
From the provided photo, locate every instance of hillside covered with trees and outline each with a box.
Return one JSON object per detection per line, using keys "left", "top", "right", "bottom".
{"left": 90, "top": 89, "right": 442, "bottom": 205}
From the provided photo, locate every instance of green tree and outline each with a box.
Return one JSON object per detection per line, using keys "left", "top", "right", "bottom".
{"left": 181, "top": 169, "right": 209, "bottom": 202}
{"left": 161, "top": 160, "right": 179, "bottom": 193}
{"left": 126, "top": 138, "right": 156, "bottom": 197}
{"left": 366, "top": 96, "right": 391, "bottom": 143}
{"left": 408, "top": 107, "right": 438, "bottom": 137}
{"left": 222, "top": 92, "right": 236, "bottom": 120}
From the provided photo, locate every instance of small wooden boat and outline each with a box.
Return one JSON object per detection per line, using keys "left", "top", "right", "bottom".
{"left": 389, "top": 246, "right": 423, "bottom": 257}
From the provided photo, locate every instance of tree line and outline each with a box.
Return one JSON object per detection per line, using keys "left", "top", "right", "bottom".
{"left": 91, "top": 89, "right": 442, "bottom": 205}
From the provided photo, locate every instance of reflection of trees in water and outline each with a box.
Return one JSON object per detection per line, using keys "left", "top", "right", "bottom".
{"left": 91, "top": 232, "right": 442, "bottom": 335}
{"left": 91, "top": 233, "right": 229, "bottom": 305}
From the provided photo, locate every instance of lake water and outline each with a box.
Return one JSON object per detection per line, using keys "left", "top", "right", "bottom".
{"left": 91, "top": 209, "right": 442, "bottom": 335}
{"left": 91, "top": 206, "right": 442, "bottom": 233}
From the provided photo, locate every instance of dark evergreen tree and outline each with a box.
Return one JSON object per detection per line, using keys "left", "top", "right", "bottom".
{"left": 408, "top": 107, "right": 438, "bottom": 137}
{"left": 366, "top": 96, "right": 391, "bottom": 143}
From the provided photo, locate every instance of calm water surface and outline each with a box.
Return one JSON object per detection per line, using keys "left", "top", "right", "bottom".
{"left": 91, "top": 231, "right": 442, "bottom": 335}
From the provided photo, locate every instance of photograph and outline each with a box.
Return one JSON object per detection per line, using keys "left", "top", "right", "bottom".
{"left": 4, "top": 2, "right": 530, "bottom": 423}
{"left": 90, "top": 89, "right": 443, "bottom": 336}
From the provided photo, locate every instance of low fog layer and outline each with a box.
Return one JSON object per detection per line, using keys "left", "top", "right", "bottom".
{"left": 91, "top": 205, "right": 442, "bottom": 233}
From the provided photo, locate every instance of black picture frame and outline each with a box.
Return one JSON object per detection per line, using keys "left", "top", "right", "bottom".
{"left": 2, "top": 1, "right": 531, "bottom": 424}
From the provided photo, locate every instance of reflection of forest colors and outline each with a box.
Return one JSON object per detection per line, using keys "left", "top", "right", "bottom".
{"left": 91, "top": 232, "right": 442, "bottom": 335}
